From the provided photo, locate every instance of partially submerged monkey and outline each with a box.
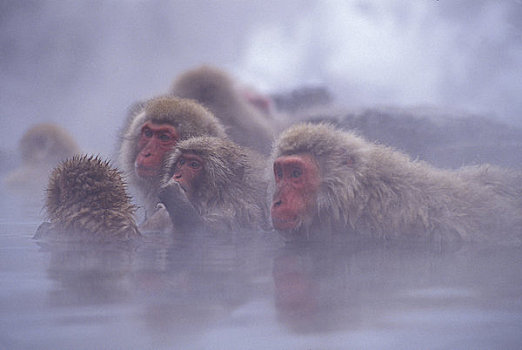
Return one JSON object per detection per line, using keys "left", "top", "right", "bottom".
{"left": 158, "top": 136, "right": 270, "bottom": 234}
{"left": 269, "top": 123, "right": 522, "bottom": 243}
{"left": 35, "top": 155, "right": 140, "bottom": 242}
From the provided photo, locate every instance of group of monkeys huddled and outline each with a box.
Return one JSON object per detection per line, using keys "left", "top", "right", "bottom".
{"left": 22, "top": 65, "right": 522, "bottom": 244}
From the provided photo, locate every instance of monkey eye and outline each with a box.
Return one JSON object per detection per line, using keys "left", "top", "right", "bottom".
{"left": 189, "top": 160, "right": 201, "bottom": 169}
{"left": 159, "top": 133, "right": 172, "bottom": 141}
{"left": 142, "top": 127, "right": 153, "bottom": 138}
{"left": 178, "top": 158, "right": 185, "bottom": 166}
{"left": 291, "top": 168, "right": 302, "bottom": 178}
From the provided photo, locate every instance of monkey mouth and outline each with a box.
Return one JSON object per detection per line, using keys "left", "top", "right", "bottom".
{"left": 135, "top": 164, "right": 159, "bottom": 178}
{"left": 272, "top": 215, "right": 299, "bottom": 231}
{"left": 175, "top": 182, "right": 187, "bottom": 193}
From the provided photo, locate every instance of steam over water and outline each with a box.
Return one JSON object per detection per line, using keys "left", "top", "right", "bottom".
{"left": 1, "top": 1, "right": 522, "bottom": 349}
{"left": 1, "top": 1, "right": 521, "bottom": 156}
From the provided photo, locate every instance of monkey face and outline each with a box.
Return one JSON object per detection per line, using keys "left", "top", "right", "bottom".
{"left": 171, "top": 152, "right": 204, "bottom": 198}
{"left": 271, "top": 154, "right": 320, "bottom": 232}
{"left": 135, "top": 122, "right": 178, "bottom": 178}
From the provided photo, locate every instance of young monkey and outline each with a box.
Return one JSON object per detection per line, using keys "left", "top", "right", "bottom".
{"left": 159, "top": 136, "right": 270, "bottom": 234}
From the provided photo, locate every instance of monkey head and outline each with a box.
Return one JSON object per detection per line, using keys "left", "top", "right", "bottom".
{"left": 269, "top": 123, "right": 368, "bottom": 239}
{"left": 162, "top": 136, "right": 248, "bottom": 203}
{"left": 170, "top": 151, "right": 204, "bottom": 199}
{"left": 20, "top": 123, "right": 80, "bottom": 165}
{"left": 271, "top": 153, "right": 321, "bottom": 231}
{"left": 171, "top": 65, "right": 236, "bottom": 112}
{"left": 40, "top": 154, "right": 140, "bottom": 241}
{"left": 135, "top": 121, "right": 179, "bottom": 178}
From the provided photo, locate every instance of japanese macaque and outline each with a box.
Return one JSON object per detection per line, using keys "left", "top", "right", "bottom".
{"left": 269, "top": 123, "right": 522, "bottom": 243}
{"left": 4, "top": 123, "right": 80, "bottom": 193}
{"left": 170, "top": 65, "right": 276, "bottom": 155}
{"left": 118, "top": 96, "right": 227, "bottom": 224}
{"left": 158, "top": 136, "right": 269, "bottom": 233}
{"left": 35, "top": 155, "right": 140, "bottom": 242}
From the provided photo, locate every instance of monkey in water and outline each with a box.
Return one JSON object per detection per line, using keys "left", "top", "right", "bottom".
{"left": 269, "top": 123, "right": 522, "bottom": 244}
{"left": 35, "top": 155, "right": 140, "bottom": 242}
{"left": 4, "top": 123, "right": 80, "bottom": 194}
{"left": 158, "top": 136, "right": 270, "bottom": 234}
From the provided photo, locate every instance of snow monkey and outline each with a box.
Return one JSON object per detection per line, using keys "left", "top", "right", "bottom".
{"left": 269, "top": 123, "right": 522, "bottom": 243}
{"left": 35, "top": 155, "right": 140, "bottom": 242}
{"left": 4, "top": 123, "right": 80, "bottom": 193}
{"left": 170, "top": 65, "right": 276, "bottom": 155}
{"left": 118, "top": 96, "right": 227, "bottom": 222}
{"left": 158, "top": 136, "right": 270, "bottom": 234}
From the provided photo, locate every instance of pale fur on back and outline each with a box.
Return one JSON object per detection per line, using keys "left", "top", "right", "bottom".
{"left": 162, "top": 136, "right": 270, "bottom": 231}
{"left": 269, "top": 122, "right": 522, "bottom": 243}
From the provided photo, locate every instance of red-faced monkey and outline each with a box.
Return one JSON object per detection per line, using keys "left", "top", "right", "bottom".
{"left": 159, "top": 136, "right": 269, "bottom": 234}
{"left": 269, "top": 123, "right": 522, "bottom": 243}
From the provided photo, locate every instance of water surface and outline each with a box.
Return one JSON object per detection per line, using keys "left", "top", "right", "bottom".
{"left": 1, "top": 192, "right": 521, "bottom": 349}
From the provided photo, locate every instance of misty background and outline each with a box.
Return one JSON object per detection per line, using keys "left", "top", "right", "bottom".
{"left": 1, "top": 0, "right": 522, "bottom": 157}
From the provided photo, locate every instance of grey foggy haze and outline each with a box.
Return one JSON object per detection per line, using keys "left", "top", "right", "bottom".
{"left": 2, "top": 2, "right": 522, "bottom": 349}
{"left": 1, "top": 0, "right": 522, "bottom": 157}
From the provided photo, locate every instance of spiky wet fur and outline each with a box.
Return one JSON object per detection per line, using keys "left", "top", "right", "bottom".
{"left": 161, "top": 136, "right": 269, "bottom": 231}
{"left": 43, "top": 155, "right": 140, "bottom": 241}
{"left": 269, "top": 122, "right": 522, "bottom": 243}
{"left": 118, "top": 96, "right": 227, "bottom": 215}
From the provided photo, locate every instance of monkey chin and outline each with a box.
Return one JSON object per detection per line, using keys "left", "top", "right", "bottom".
{"left": 272, "top": 211, "right": 322, "bottom": 241}
{"left": 272, "top": 217, "right": 299, "bottom": 231}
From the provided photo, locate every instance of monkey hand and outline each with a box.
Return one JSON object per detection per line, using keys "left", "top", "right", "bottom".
{"left": 159, "top": 180, "right": 203, "bottom": 231}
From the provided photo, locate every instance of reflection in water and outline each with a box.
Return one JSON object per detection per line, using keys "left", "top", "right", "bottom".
{"left": 41, "top": 242, "right": 136, "bottom": 307}
{"left": 132, "top": 233, "right": 258, "bottom": 336}
{"left": 273, "top": 242, "right": 352, "bottom": 333}
{"left": 273, "top": 239, "right": 522, "bottom": 343}
{"left": 1, "top": 192, "right": 522, "bottom": 349}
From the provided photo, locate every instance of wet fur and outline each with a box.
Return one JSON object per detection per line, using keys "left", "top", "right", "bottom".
{"left": 37, "top": 155, "right": 140, "bottom": 241}
{"left": 160, "top": 136, "right": 270, "bottom": 232}
{"left": 269, "top": 123, "right": 522, "bottom": 243}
